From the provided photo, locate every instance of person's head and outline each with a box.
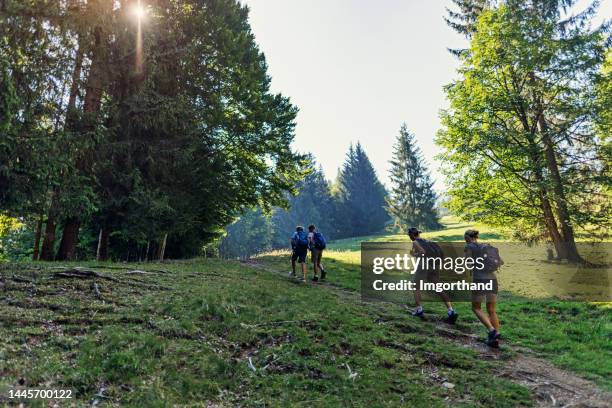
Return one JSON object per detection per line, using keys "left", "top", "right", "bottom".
{"left": 308, "top": 224, "right": 316, "bottom": 232}
{"left": 296, "top": 226, "right": 304, "bottom": 232}
{"left": 407, "top": 227, "right": 421, "bottom": 241}
{"left": 464, "top": 229, "right": 479, "bottom": 243}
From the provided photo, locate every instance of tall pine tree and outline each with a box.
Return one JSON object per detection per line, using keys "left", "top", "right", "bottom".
{"left": 387, "top": 124, "right": 441, "bottom": 232}
{"left": 334, "top": 143, "right": 388, "bottom": 237}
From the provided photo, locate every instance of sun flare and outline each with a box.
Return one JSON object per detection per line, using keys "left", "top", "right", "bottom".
{"left": 134, "top": 4, "right": 145, "bottom": 20}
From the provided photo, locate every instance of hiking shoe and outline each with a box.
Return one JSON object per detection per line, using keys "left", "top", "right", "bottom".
{"left": 444, "top": 311, "right": 458, "bottom": 325}
{"left": 288, "top": 271, "right": 296, "bottom": 278}
{"left": 486, "top": 330, "right": 500, "bottom": 347}
{"left": 311, "top": 276, "right": 319, "bottom": 282}
{"left": 486, "top": 338, "right": 500, "bottom": 348}
{"left": 411, "top": 309, "right": 425, "bottom": 319}
{"left": 320, "top": 270, "right": 327, "bottom": 280}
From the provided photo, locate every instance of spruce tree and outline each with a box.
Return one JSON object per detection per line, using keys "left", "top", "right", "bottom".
{"left": 387, "top": 124, "right": 441, "bottom": 232}
{"left": 445, "top": 0, "right": 491, "bottom": 38}
{"left": 271, "top": 161, "right": 335, "bottom": 246}
{"left": 335, "top": 143, "right": 388, "bottom": 237}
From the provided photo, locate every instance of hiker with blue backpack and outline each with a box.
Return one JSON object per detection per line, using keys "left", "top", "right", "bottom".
{"left": 290, "top": 226, "right": 310, "bottom": 282}
{"left": 308, "top": 224, "right": 327, "bottom": 282}
{"left": 464, "top": 229, "right": 502, "bottom": 347}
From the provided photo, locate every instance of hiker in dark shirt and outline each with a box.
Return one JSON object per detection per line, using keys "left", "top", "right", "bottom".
{"left": 408, "top": 227, "right": 458, "bottom": 324}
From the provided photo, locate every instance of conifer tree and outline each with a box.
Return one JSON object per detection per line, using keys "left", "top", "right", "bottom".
{"left": 387, "top": 124, "right": 442, "bottom": 232}
{"left": 271, "top": 161, "right": 335, "bottom": 246}
{"left": 335, "top": 143, "right": 388, "bottom": 237}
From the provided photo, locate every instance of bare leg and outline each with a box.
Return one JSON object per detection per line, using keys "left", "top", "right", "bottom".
{"left": 438, "top": 291, "right": 453, "bottom": 310}
{"left": 302, "top": 262, "right": 307, "bottom": 281}
{"left": 486, "top": 296, "right": 499, "bottom": 331}
{"left": 291, "top": 258, "right": 296, "bottom": 275}
{"left": 472, "top": 302, "right": 494, "bottom": 331}
{"left": 312, "top": 251, "right": 319, "bottom": 277}
{"left": 414, "top": 290, "right": 422, "bottom": 307}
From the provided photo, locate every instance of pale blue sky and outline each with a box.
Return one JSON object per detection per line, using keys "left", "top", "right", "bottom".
{"left": 242, "top": 0, "right": 610, "bottom": 190}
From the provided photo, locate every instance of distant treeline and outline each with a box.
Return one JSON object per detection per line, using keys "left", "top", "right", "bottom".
{"left": 218, "top": 132, "right": 443, "bottom": 259}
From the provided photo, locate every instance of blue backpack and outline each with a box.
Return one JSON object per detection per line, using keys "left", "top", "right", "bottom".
{"left": 313, "top": 232, "right": 327, "bottom": 250}
{"left": 294, "top": 231, "right": 309, "bottom": 249}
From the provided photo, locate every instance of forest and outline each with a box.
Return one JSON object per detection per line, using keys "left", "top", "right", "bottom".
{"left": 0, "top": 0, "right": 447, "bottom": 261}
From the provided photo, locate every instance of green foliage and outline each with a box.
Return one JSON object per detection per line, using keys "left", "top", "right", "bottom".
{"left": 218, "top": 208, "right": 272, "bottom": 259}
{"left": 387, "top": 124, "right": 442, "bottom": 232}
{"left": 437, "top": 2, "right": 609, "bottom": 240}
{"left": 0, "top": 0, "right": 306, "bottom": 260}
{"left": 334, "top": 143, "right": 389, "bottom": 238}
{"left": 271, "top": 160, "right": 337, "bottom": 246}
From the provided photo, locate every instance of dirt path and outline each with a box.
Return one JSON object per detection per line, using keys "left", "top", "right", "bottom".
{"left": 244, "top": 260, "right": 611, "bottom": 408}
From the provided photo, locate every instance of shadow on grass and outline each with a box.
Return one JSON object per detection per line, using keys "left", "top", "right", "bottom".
{"left": 432, "top": 232, "right": 505, "bottom": 242}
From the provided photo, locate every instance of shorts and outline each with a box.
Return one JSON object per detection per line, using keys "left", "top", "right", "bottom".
{"left": 412, "top": 268, "right": 440, "bottom": 285}
{"left": 311, "top": 248, "right": 323, "bottom": 264}
{"left": 472, "top": 278, "right": 498, "bottom": 295}
{"left": 291, "top": 247, "right": 307, "bottom": 263}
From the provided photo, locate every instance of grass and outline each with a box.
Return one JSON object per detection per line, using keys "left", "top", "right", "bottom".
{"left": 0, "top": 216, "right": 609, "bottom": 405}
{"left": 0, "top": 259, "right": 532, "bottom": 407}
{"left": 259, "top": 215, "right": 612, "bottom": 390}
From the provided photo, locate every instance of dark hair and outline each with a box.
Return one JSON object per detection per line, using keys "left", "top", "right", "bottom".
{"left": 296, "top": 226, "right": 304, "bottom": 232}
{"left": 407, "top": 227, "right": 421, "bottom": 236}
{"left": 464, "top": 229, "right": 479, "bottom": 239}
{"left": 308, "top": 224, "right": 316, "bottom": 232}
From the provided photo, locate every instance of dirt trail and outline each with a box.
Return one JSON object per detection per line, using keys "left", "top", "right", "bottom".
{"left": 244, "top": 260, "right": 611, "bottom": 408}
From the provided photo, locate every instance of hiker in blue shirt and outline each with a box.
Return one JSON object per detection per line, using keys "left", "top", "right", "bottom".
{"left": 290, "top": 226, "right": 309, "bottom": 282}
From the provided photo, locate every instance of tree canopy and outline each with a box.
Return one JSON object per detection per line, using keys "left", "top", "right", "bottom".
{"left": 438, "top": 0, "right": 609, "bottom": 260}
{"left": 0, "top": 0, "right": 307, "bottom": 260}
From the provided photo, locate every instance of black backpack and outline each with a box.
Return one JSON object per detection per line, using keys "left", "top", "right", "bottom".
{"left": 416, "top": 238, "right": 444, "bottom": 259}
{"left": 478, "top": 243, "right": 503, "bottom": 272}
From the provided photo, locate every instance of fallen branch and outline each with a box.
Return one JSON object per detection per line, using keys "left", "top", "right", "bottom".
{"left": 52, "top": 268, "right": 119, "bottom": 282}
{"left": 93, "top": 265, "right": 172, "bottom": 274}
{"left": 11, "top": 274, "right": 33, "bottom": 283}
{"left": 91, "top": 281, "right": 101, "bottom": 298}
{"left": 240, "top": 320, "right": 312, "bottom": 329}
{"left": 247, "top": 357, "right": 257, "bottom": 373}
{"left": 125, "top": 270, "right": 154, "bottom": 275}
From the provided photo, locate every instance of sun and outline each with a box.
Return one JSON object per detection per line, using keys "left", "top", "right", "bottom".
{"left": 133, "top": 3, "right": 146, "bottom": 20}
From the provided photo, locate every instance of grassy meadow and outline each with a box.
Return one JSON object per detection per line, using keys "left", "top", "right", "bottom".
{"left": 258, "top": 217, "right": 612, "bottom": 389}
{"left": 0, "top": 216, "right": 610, "bottom": 406}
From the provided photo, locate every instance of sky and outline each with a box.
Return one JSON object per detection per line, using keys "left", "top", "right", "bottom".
{"left": 242, "top": 0, "right": 611, "bottom": 190}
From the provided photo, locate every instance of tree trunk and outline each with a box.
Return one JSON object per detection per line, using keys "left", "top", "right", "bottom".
{"left": 157, "top": 233, "right": 168, "bottom": 262}
{"left": 32, "top": 215, "right": 43, "bottom": 261}
{"left": 40, "top": 219, "right": 57, "bottom": 261}
{"left": 96, "top": 228, "right": 110, "bottom": 261}
{"left": 537, "top": 114, "right": 581, "bottom": 262}
{"left": 539, "top": 187, "right": 567, "bottom": 259}
{"left": 56, "top": 218, "right": 81, "bottom": 261}
{"left": 56, "top": 26, "right": 107, "bottom": 260}
{"left": 144, "top": 240, "right": 150, "bottom": 262}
